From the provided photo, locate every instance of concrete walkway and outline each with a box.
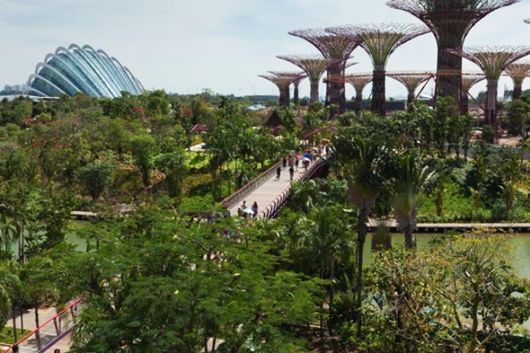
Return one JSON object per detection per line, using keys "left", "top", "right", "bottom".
{"left": 2, "top": 307, "right": 75, "bottom": 353}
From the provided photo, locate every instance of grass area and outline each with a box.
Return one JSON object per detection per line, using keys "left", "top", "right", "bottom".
{"left": 0, "top": 327, "right": 31, "bottom": 345}
{"left": 419, "top": 181, "right": 530, "bottom": 223}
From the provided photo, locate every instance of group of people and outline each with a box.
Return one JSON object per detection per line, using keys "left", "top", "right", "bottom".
{"left": 276, "top": 150, "right": 316, "bottom": 182}
{"left": 237, "top": 200, "right": 259, "bottom": 219}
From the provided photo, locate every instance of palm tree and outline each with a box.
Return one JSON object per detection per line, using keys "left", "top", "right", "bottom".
{"left": 334, "top": 135, "right": 385, "bottom": 336}
{"left": 389, "top": 151, "right": 435, "bottom": 249}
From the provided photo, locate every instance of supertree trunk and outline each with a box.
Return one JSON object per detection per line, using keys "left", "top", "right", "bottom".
{"left": 513, "top": 79, "right": 523, "bottom": 100}
{"left": 293, "top": 82, "right": 300, "bottom": 107}
{"left": 327, "top": 64, "right": 346, "bottom": 116}
{"left": 436, "top": 39, "right": 464, "bottom": 103}
{"left": 461, "top": 91, "right": 470, "bottom": 115}
{"left": 407, "top": 91, "right": 415, "bottom": 112}
{"left": 485, "top": 78, "right": 499, "bottom": 125}
{"left": 371, "top": 67, "right": 386, "bottom": 116}
{"left": 279, "top": 85, "right": 290, "bottom": 108}
{"left": 310, "top": 78, "right": 320, "bottom": 105}
{"left": 354, "top": 88, "right": 363, "bottom": 114}
{"left": 325, "top": 71, "right": 331, "bottom": 107}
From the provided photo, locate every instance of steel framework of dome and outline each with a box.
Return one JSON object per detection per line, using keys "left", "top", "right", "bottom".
{"left": 28, "top": 44, "right": 144, "bottom": 99}
{"left": 289, "top": 28, "right": 361, "bottom": 115}
{"left": 387, "top": 0, "right": 520, "bottom": 104}
{"left": 326, "top": 23, "right": 429, "bottom": 116}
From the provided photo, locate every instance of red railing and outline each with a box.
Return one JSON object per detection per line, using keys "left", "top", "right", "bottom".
{"left": 2, "top": 299, "right": 81, "bottom": 353}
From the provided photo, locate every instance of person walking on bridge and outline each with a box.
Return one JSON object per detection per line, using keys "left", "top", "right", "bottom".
{"left": 289, "top": 165, "right": 294, "bottom": 182}
{"left": 252, "top": 202, "right": 258, "bottom": 218}
{"left": 276, "top": 165, "right": 281, "bottom": 180}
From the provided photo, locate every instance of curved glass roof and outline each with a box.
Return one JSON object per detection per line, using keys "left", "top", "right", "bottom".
{"left": 28, "top": 44, "right": 144, "bottom": 98}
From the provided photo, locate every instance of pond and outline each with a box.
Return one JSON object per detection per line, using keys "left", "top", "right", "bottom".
{"left": 364, "top": 233, "right": 530, "bottom": 278}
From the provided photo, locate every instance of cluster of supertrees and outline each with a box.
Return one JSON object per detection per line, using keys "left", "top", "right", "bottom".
{"left": 259, "top": 0, "right": 530, "bottom": 129}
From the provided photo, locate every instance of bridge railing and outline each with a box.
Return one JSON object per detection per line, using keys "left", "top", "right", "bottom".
{"left": 221, "top": 161, "right": 283, "bottom": 210}
{"left": 260, "top": 158, "right": 327, "bottom": 219}
{"left": 2, "top": 299, "right": 81, "bottom": 353}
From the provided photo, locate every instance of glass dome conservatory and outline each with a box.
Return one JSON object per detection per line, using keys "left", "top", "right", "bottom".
{"left": 28, "top": 44, "right": 144, "bottom": 98}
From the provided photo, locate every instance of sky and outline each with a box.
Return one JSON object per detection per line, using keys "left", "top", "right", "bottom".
{"left": 1, "top": 0, "right": 530, "bottom": 98}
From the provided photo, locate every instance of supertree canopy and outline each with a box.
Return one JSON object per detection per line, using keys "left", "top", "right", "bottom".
{"left": 344, "top": 74, "right": 373, "bottom": 113}
{"left": 289, "top": 28, "right": 361, "bottom": 115}
{"left": 460, "top": 72, "right": 486, "bottom": 114}
{"left": 387, "top": 71, "right": 433, "bottom": 111}
{"left": 449, "top": 46, "right": 530, "bottom": 125}
{"left": 268, "top": 71, "right": 307, "bottom": 107}
{"left": 327, "top": 23, "right": 429, "bottom": 116}
{"left": 259, "top": 73, "right": 304, "bottom": 108}
{"left": 277, "top": 55, "right": 336, "bottom": 105}
{"left": 505, "top": 62, "right": 530, "bottom": 99}
{"left": 387, "top": 0, "right": 520, "bottom": 104}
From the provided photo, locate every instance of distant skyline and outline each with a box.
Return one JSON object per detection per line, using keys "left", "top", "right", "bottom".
{"left": 1, "top": 0, "right": 530, "bottom": 98}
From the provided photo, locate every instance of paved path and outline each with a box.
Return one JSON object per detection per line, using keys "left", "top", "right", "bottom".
{"left": 2, "top": 307, "right": 76, "bottom": 353}
{"left": 228, "top": 161, "right": 317, "bottom": 219}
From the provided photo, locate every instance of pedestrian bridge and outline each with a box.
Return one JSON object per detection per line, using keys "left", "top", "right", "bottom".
{"left": 221, "top": 155, "right": 328, "bottom": 219}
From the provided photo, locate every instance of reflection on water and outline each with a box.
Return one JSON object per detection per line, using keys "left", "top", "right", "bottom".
{"left": 364, "top": 233, "right": 530, "bottom": 278}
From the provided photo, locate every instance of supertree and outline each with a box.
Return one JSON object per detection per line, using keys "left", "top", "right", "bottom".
{"left": 344, "top": 74, "right": 373, "bottom": 113}
{"left": 449, "top": 46, "right": 530, "bottom": 125}
{"left": 460, "top": 72, "right": 485, "bottom": 114}
{"left": 268, "top": 71, "right": 307, "bottom": 107}
{"left": 289, "top": 29, "right": 361, "bottom": 115}
{"left": 327, "top": 23, "right": 429, "bottom": 116}
{"left": 277, "top": 55, "right": 336, "bottom": 105}
{"left": 505, "top": 62, "right": 530, "bottom": 99}
{"left": 387, "top": 71, "right": 433, "bottom": 111}
{"left": 387, "top": 0, "right": 520, "bottom": 103}
{"left": 259, "top": 73, "right": 303, "bottom": 108}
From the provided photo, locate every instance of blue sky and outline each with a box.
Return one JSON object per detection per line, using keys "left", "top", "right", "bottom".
{"left": 1, "top": 0, "right": 529, "bottom": 98}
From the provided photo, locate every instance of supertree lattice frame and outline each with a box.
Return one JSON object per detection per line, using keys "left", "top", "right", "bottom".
{"left": 505, "top": 62, "right": 530, "bottom": 99}
{"left": 327, "top": 23, "right": 429, "bottom": 116}
{"left": 387, "top": 0, "right": 520, "bottom": 103}
{"left": 277, "top": 55, "right": 337, "bottom": 105}
{"left": 259, "top": 73, "right": 304, "bottom": 108}
{"left": 460, "top": 72, "right": 486, "bottom": 114}
{"left": 449, "top": 46, "right": 530, "bottom": 125}
{"left": 387, "top": 72, "right": 433, "bottom": 111}
{"left": 289, "top": 28, "right": 361, "bottom": 114}
{"left": 344, "top": 74, "right": 373, "bottom": 113}
{"left": 268, "top": 71, "right": 307, "bottom": 107}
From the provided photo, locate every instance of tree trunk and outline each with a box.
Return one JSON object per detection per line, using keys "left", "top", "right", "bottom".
{"left": 310, "top": 79, "right": 319, "bottom": 106}
{"left": 513, "top": 79, "right": 523, "bottom": 100}
{"left": 404, "top": 224, "right": 416, "bottom": 249}
{"left": 371, "top": 68, "right": 386, "bottom": 116}
{"left": 354, "top": 88, "right": 363, "bottom": 114}
{"left": 355, "top": 208, "right": 368, "bottom": 337}
{"left": 35, "top": 308, "right": 41, "bottom": 350}
{"left": 461, "top": 90, "right": 470, "bottom": 115}
{"left": 327, "top": 63, "right": 347, "bottom": 116}
{"left": 293, "top": 82, "right": 300, "bottom": 108}
{"left": 435, "top": 39, "right": 463, "bottom": 105}
{"left": 485, "top": 79, "right": 499, "bottom": 127}
{"left": 407, "top": 91, "right": 415, "bottom": 112}
{"left": 279, "top": 85, "right": 290, "bottom": 108}
{"left": 11, "top": 305, "right": 17, "bottom": 342}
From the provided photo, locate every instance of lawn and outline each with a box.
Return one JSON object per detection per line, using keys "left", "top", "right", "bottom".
{"left": 0, "top": 327, "right": 30, "bottom": 345}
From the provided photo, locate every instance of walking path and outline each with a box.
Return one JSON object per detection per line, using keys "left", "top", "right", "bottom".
{"left": 226, "top": 154, "right": 328, "bottom": 219}
{"left": 1, "top": 301, "right": 80, "bottom": 353}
